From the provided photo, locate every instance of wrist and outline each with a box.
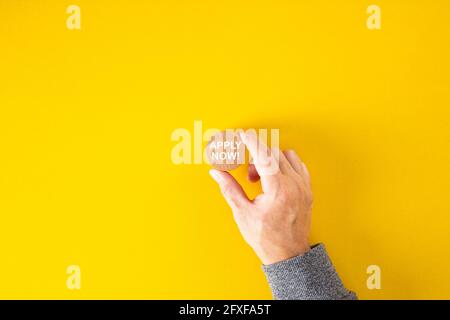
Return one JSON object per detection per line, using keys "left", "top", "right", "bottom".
{"left": 260, "top": 243, "right": 311, "bottom": 265}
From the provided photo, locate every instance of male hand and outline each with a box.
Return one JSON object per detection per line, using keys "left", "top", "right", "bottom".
{"left": 209, "top": 131, "right": 313, "bottom": 265}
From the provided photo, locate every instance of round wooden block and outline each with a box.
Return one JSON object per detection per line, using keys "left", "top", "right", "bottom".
{"left": 206, "top": 131, "right": 245, "bottom": 171}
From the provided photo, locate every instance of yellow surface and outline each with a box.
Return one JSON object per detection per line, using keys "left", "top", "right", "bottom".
{"left": 0, "top": 0, "right": 449, "bottom": 299}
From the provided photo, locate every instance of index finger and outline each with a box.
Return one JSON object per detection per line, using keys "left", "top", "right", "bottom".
{"left": 239, "top": 130, "right": 280, "bottom": 191}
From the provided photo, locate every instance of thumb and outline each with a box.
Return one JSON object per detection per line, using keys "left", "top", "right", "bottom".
{"left": 209, "top": 169, "right": 250, "bottom": 211}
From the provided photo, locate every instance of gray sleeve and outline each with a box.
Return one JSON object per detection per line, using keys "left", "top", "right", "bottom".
{"left": 262, "top": 244, "right": 357, "bottom": 300}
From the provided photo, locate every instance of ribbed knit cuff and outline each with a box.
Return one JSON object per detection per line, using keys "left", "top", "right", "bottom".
{"left": 262, "top": 244, "right": 357, "bottom": 300}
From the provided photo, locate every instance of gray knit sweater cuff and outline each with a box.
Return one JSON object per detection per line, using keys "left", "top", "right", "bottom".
{"left": 262, "top": 244, "right": 357, "bottom": 300}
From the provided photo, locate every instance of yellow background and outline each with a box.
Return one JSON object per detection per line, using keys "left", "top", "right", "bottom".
{"left": 0, "top": 0, "right": 449, "bottom": 299}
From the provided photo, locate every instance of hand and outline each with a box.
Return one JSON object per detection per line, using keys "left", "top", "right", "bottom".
{"left": 209, "top": 130, "right": 313, "bottom": 265}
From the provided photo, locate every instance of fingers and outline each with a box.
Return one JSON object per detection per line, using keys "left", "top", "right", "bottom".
{"left": 239, "top": 130, "right": 272, "bottom": 169}
{"left": 283, "top": 149, "right": 311, "bottom": 187}
{"left": 238, "top": 130, "right": 311, "bottom": 193}
{"left": 247, "top": 150, "right": 298, "bottom": 181}
{"left": 209, "top": 169, "right": 251, "bottom": 211}
{"left": 283, "top": 150, "right": 303, "bottom": 174}
{"left": 277, "top": 148, "right": 295, "bottom": 174}
{"left": 239, "top": 130, "right": 280, "bottom": 192}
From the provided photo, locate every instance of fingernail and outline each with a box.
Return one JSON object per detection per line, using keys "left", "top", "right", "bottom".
{"left": 209, "top": 169, "right": 223, "bottom": 183}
